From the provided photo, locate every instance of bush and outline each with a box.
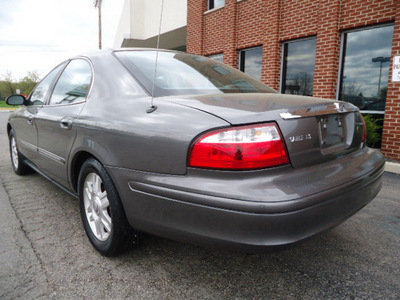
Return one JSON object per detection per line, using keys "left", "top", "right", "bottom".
{"left": 363, "top": 115, "right": 382, "bottom": 148}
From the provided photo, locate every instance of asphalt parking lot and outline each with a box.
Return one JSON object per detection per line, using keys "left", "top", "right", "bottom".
{"left": 0, "top": 111, "right": 399, "bottom": 300}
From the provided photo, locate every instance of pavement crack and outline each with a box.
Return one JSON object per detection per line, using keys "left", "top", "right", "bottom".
{"left": 0, "top": 171, "right": 53, "bottom": 296}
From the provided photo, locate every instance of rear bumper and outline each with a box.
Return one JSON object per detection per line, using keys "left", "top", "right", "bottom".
{"left": 106, "top": 147, "right": 385, "bottom": 249}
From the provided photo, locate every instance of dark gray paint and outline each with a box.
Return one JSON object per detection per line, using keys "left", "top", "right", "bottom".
{"left": 6, "top": 49, "right": 385, "bottom": 249}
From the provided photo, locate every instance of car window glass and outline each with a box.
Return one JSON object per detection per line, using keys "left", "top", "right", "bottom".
{"left": 115, "top": 51, "right": 276, "bottom": 97}
{"left": 49, "top": 59, "right": 92, "bottom": 105}
{"left": 30, "top": 63, "right": 66, "bottom": 106}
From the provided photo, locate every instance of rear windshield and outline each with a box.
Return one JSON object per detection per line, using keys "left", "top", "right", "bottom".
{"left": 114, "top": 50, "right": 277, "bottom": 97}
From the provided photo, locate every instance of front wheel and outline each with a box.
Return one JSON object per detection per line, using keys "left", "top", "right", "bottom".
{"left": 78, "top": 158, "right": 138, "bottom": 256}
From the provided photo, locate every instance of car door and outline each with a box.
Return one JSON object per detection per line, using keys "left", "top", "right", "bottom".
{"left": 34, "top": 58, "right": 93, "bottom": 188}
{"left": 10, "top": 63, "right": 67, "bottom": 162}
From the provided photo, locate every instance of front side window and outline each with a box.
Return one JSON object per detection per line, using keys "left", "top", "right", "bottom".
{"left": 208, "top": 0, "right": 225, "bottom": 10}
{"left": 30, "top": 63, "right": 66, "bottom": 105}
{"left": 281, "top": 38, "right": 317, "bottom": 96}
{"left": 49, "top": 59, "right": 92, "bottom": 105}
{"left": 339, "top": 25, "right": 394, "bottom": 112}
{"left": 115, "top": 50, "right": 276, "bottom": 97}
{"left": 239, "top": 47, "right": 263, "bottom": 81}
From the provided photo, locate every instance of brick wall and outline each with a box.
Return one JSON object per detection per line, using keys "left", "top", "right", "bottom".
{"left": 280, "top": 0, "right": 318, "bottom": 41}
{"left": 187, "top": 0, "right": 400, "bottom": 161}
{"left": 382, "top": 2, "right": 400, "bottom": 161}
{"left": 340, "top": 0, "right": 396, "bottom": 29}
{"left": 313, "top": 0, "right": 341, "bottom": 99}
{"left": 236, "top": 0, "right": 264, "bottom": 49}
{"left": 203, "top": 5, "right": 226, "bottom": 55}
{"left": 186, "top": 0, "right": 206, "bottom": 54}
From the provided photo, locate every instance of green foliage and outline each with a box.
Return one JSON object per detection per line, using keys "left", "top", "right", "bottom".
{"left": 0, "top": 71, "right": 41, "bottom": 100}
{"left": 0, "top": 100, "right": 11, "bottom": 108}
{"left": 363, "top": 115, "right": 382, "bottom": 148}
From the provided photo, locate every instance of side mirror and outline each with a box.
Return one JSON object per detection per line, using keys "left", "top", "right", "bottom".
{"left": 6, "top": 95, "right": 26, "bottom": 106}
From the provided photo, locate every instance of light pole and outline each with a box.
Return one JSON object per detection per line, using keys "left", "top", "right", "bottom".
{"left": 372, "top": 56, "right": 390, "bottom": 97}
{"left": 93, "top": 0, "right": 102, "bottom": 49}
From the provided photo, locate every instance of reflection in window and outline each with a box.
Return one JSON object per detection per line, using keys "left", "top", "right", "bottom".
{"left": 208, "top": 0, "right": 225, "bottom": 10}
{"left": 233, "top": 80, "right": 258, "bottom": 92}
{"left": 339, "top": 25, "right": 394, "bottom": 112}
{"left": 281, "top": 38, "right": 316, "bottom": 96}
{"left": 115, "top": 51, "right": 276, "bottom": 97}
{"left": 212, "top": 65, "right": 230, "bottom": 75}
{"left": 208, "top": 53, "right": 224, "bottom": 63}
{"left": 49, "top": 59, "right": 92, "bottom": 105}
{"left": 239, "top": 47, "right": 263, "bottom": 81}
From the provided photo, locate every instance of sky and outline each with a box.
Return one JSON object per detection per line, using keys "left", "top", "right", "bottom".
{"left": 0, "top": 0, "right": 124, "bottom": 81}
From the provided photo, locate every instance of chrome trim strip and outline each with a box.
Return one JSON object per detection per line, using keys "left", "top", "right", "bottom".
{"left": 280, "top": 102, "right": 358, "bottom": 120}
{"left": 18, "top": 139, "right": 37, "bottom": 151}
{"left": 38, "top": 147, "right": 66, "bottom": 164}
{"left": 17, "top": 139, "right": 65, "bottom": 164}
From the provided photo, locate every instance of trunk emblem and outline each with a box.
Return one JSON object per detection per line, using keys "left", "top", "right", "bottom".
{"left": 289, "top": 134, "right": 312, "bottom": 143}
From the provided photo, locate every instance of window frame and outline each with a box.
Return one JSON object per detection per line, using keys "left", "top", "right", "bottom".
{"left": 47, "top": 57, "right": 94, "bottom": 107}
{"left": 28, "top": 62, "right": 68, "bottom": 106}
{"left": 208, "top": 0, "right": 225, "bottom": 11}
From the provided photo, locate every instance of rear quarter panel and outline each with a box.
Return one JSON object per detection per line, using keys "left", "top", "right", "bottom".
{"left": 69, "top": 52, "right": 229, "bottom": 175}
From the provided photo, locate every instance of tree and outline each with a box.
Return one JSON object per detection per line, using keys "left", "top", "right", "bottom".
{"left": 0, "top": 71, "right": 41, "bottom": 100}
{"left": 18, "top": 71, "right": 41, "bottom": 96}
{"left": 0, "top": 71, "right": 16, "bottom": 97}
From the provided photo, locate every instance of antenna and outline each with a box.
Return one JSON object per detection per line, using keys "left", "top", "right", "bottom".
{"left": 147, "top": 0, "right": 165, "bottom": 114}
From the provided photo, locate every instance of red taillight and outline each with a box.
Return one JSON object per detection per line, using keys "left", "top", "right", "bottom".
{"left": 189, "top": 123, "right": 289, "bottom": 170}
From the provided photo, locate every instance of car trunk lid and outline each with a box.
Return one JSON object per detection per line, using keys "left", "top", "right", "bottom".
{"left": 164, "top": 93, "right": 364, "bottom": 168}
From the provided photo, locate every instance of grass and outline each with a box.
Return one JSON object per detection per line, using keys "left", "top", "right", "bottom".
{"left": 0, "top": 100, "right": 18, "bottom": 109}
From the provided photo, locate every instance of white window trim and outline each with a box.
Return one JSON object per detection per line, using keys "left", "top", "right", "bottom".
{"left": 205, "top": 0, "right": 225, "bottom": 14}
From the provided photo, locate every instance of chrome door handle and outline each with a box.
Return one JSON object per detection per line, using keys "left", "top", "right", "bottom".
{"left": 27, "top": 117, "right": 33, "bottom": 125}
{"left": 60, "top": 117, "right": 73, "bottom": 130}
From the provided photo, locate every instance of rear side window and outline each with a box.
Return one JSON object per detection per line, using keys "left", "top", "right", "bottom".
{"left": 49, "top": 59, "right": 92, "bottom": 105}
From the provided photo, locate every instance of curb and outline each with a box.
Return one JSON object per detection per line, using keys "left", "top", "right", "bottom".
{"left": 385, "top": 161, "right": 400, "bottom": 175}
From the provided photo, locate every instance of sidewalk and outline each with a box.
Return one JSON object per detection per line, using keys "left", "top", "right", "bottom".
{"left": 0, "top": 172, "right": 49, "bottom": 298}
{"left": 385, "top": 161, "right": 400, "bottom": 175}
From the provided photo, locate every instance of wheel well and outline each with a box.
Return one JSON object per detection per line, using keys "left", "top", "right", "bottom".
{"left": 71, "top": 151, "right": 97, "bottom": 193}
{"left": 7, "top": 123, "right": 12, "bottom": 136}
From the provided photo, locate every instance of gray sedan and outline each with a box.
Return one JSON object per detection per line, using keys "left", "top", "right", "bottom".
{"left": 6, "top": 49, "right": 385, "bottom": 256}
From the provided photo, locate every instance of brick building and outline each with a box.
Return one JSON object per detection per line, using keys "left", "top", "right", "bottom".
{"left": 187, "top": 0, "right": 400, "bottom": 162}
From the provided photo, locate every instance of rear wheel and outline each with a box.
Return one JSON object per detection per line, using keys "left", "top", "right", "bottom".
{"left": 78, "top": 158, "right": 138, "bottom": 256}
{"left": 9, "top": 130, "right": 32, "bottom": 175}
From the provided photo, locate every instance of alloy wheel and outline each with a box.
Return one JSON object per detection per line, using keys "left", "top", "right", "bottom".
{"left": 83, "top": 173, "right": 112, "bottom": 241}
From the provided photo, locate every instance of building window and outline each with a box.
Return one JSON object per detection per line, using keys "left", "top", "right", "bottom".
{"left": 208, "top": 0, "right": 225, "bottom": 10}
{"left": 281, "top": 38, "right": 317, "bottom": 96}
{"left": 239, "top": 47, "right": 263, "bottom": 81}
{"left": 339, "top": 25, "right": 394, "bottom": 113}
{"left": 208, "top": 53, "right": 224, "bottom": 63}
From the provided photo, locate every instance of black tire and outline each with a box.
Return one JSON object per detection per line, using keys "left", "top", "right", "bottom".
{"left": 78, "top": 158, "right": 138, "bottom": 256}
{"left": 9, "top": 130, "right": 32, "bottom": 175}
